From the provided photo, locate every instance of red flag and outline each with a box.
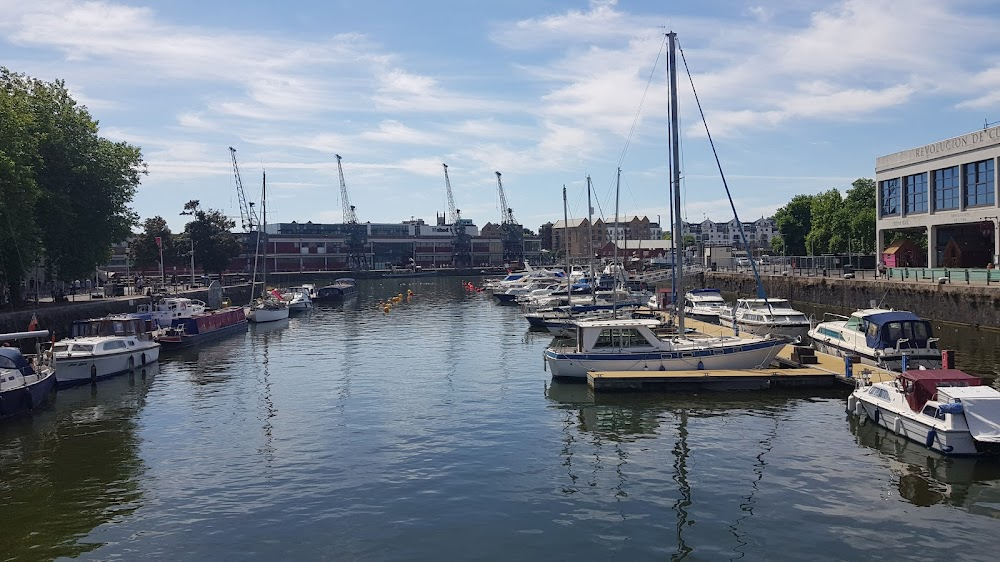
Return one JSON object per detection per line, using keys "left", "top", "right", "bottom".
{"left": 27, "top": 313, "right": 39, "bottom": 331}
{"left": 155, "top": 236, "right": 162, "bottom": 248}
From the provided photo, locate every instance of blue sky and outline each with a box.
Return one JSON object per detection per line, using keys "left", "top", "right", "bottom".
{"left": 3, "top": 0, "right": 1000, "bottom": 233}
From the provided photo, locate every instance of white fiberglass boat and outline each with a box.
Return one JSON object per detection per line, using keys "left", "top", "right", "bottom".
{"left": 247, "top": 295, "right": 290, "bottom": 323}
{"left": 718, "top": 298, "right": 810, "bottom": 342}
{"left": 808, "top": 308, "right": 940, "bottom": 372}
{"left": 543, "top": 318, "right": 786, "bottom": 379}
{"left": 281, "top": 286, "right": 314, "bottom": 311}
{"left": 683, "top": 289, "right": 729, "bottom": 323}
{"left": 53, "top": 316, "right": 160, "bottom": 387}
{"left": 849, "top": 368, "right": 1000, "bottom": 456}
{"left": 135, "top": 296, "right": 207, "bottom": 329}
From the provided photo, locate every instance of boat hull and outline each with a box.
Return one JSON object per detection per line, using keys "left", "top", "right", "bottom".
{"left": 0, "top": 370, "right": 56, "bottom": 419}
{"left": 543, "top": 339, "right": 785, "bottom": 379}
{"left": 55, "top": 344, "right": 161, "bottom": 387}
{"left": 812, "top": 339, "right": 941, "bottom": 372}
{"left": 248, "top": 306, "right": 290, "bottom": 323}
{"left": 852, "top": 395, "right": 980, "bottom": 455}
{"left": 719, "top": 319, "right": 809, "bottom": 342}
{"left": 157, "top": 320, "right": 248, "bottom": 350}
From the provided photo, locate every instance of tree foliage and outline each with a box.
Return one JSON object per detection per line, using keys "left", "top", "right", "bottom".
{"left": 0, "top": 67, "right": 145, "bottom": 303}
{"left": 773, "top": 178, "right": 877, "bottom": 256}
{"left": 181, "top": 200, "right": 241, "bottom": 275}
{"left": 129, "top": 216, "right": 178, "bottom": 272}
{"left": 773, "top": 195, "right": 813, "bottom": 255}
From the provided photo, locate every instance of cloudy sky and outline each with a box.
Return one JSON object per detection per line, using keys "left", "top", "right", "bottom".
{"left": 3, "top": 0, "right": 1000, "bottom": 233}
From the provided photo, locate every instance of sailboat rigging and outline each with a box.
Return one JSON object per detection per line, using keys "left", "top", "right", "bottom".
{"left": 247, "top": 169, "right": 290, "bottom": 324}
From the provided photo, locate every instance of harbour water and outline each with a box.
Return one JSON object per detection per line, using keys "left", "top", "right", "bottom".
{"left": 3, "top": 277, "right": 999, "bottom": 560}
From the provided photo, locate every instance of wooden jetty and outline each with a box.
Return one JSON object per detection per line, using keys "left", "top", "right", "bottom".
{"left": 585, "top": 312, "right": 899, "bottom": 393}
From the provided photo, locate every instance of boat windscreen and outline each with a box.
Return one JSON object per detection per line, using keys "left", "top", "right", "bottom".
{"left": 868, "top": 319, "right": 934, "bottom": 350}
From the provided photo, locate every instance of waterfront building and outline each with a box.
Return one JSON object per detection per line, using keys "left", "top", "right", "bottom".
{"left": 549, "top": 216, "right": 663, "bottom": 260}
{"left": 876, "top": 126, "right": 1000, "bottom": 268}
{"left": 682, "top": 218, "right": 778, "bottom": 251}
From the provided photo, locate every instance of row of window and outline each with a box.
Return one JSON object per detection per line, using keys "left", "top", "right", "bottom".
{"left": 880, "top": 158, "right": 995, "bottom": 217}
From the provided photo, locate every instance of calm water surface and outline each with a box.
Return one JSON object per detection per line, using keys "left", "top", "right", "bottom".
{"left": 3, "top": 277, "right": 1000, "bottom": 561}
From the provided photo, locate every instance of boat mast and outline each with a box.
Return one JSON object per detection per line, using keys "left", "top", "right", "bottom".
{"left": 261, "top": 170, "right": 267, "bottom": 298}
{"left": 586, "top": 175, "right": 596, "bottom": 305}
{"left": 668, "top": 32, "right": 685, "bottom": 335}
{"left": 613, "top": 167, "right": 621, "bottom": 315}
{"left": 563, "top": 185, "right": 571, "bottom": 305}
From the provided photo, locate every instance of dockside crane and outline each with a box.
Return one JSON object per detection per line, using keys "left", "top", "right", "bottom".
{"left": 229, "top": 147, "right": 260, "bottom": 272}
{"left": 336, "top": 154, "right": 368, "bottom": 270}
{"left": 495, "top": 171, "right": 524, "bottom": 266}
{"left": 443, "top": 163, "right": 472, "bottom": 268}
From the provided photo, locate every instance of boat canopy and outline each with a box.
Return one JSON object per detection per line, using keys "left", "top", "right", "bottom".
{"left": 0, "top": 348, "right": 33, "bottom": 376}
{"left": 899, "top": 368, "right": 981, "bottom": 412}
{"left": 71, "top": 317, "right": 147, "bottom": 338}
{"left": 863, "top": 311, "right": 935, "bottom": 351}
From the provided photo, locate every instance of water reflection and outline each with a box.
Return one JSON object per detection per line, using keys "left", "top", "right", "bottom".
{"left": 0, "top": 363, "right": 158, "bottom": 560}
{"left": 848, "top": 415, "right": 1000, "bottom": 516}
{"left": 161, "top": 334, "right": 244, "bottom": 386}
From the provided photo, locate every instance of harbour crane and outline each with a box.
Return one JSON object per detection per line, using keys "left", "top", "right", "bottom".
{"left": 336, "top": 154, "right": 368, "bottom": 270}
{"left": 230, "top": 147, "right": 260, "bottom": 273}
{"left": 443, "top": 163, "right": 472, "bottom": 268}
{"left": 495, "top": 171, "right": 524, "bottom": 266}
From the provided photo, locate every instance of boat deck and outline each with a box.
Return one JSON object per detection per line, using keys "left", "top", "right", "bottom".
{"left": 584, "top": 311, "right": 898, "bottom": 392}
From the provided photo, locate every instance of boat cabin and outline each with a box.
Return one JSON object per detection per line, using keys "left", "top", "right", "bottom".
{"left": 575, "top": 318, "right": 663, "bottom": 352}
{"left": 70, "top": 316, "right": 151, "bottom": 339}
{"left": 861, "top": 311, "right": 936, "bottom": 351}
{"left": 897, "top": 369, "right": 981, "bottom": 412}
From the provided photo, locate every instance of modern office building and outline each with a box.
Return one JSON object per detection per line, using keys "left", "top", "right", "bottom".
{"left": 876, "top": 126, "right": 1000, "bottom": 268}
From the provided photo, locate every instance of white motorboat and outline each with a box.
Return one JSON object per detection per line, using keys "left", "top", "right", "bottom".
{"left": 682, "top": 289, "right": 729, "bottom": 323}
{"left": 247, "top": 295, "right": 290, "bottom": 323}
{"left": 135, "top": 296, "right": 207, "bottom": 329}
{"left": 543, "top": 318, "right": 786, "bottom": 379}
{"left": 808, "top": 308, "right": 940, "bottom": 372}
{"left": 718, "top": 298, "right": 810, "bottom": 342}
{"left": 52, "top": 316, "right": 160, "bottom": 387}
{"left": 848, "top": 368, "right": 1000, "bottom": 456}
{"left": 1, "top": 330, "right": 57, "bottom": 418}
{"left": 281, "top": 286, "right": 314, "bottom": 311}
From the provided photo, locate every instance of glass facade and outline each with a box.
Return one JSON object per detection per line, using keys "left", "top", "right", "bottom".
{"left": 934, "top": 166, "right": 960, "bottom": 211}
{"left": 879, "top": 178, "right": 900, "bottom": 216}
{"left": 964, "top": 159, "right": 995, "bottom": 207}
{"left": 903, "top": 172, "right": 928, "bottom": 214}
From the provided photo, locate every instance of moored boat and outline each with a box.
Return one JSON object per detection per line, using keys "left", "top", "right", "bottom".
{"left": 52, "top": 316, "right": 160, "bottom": 387}
{"left": 0, "top": 330, "right": 57, "bottom": 419}
{"left": 682, "top": 289, "right": 729, "bottom": 323}
{"left": 808, "top": 308, "right": 940, "bottom": 371}
{"left": 718, "top": 298, "right": 810, "bottom": 342}
{"left": 849, "top": 368, "right": 1000, "bottom": 456}
{"left": 156, "top": 306, "right": 248, "bottom": 349}
{"left": 135, "top": 296, "right": 207, "bottom": 329}
{"left": 314, "top": 278, "right": 358, "bottom": 301}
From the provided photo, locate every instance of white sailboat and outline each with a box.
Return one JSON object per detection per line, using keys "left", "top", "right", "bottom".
{"left": 543, "top": 31, "right": 785, "bottom": 380}
{"left": 247, "top": 170, "right": 290, "bottom": 324}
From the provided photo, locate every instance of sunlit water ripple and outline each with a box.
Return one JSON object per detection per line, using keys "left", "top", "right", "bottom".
{"left": 2, "top": 277, "right": 1000, "bottom": 561}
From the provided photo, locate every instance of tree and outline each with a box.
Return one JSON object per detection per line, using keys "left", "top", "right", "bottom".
{"left": 181, "top": 200, "right": 241, "bottom": 275}
{"left": 770, "top": 236, "right": 785, "bottom": 255}
{"left": 843, "top": 178, "right": 876, "bottom": 253}
{"left": 773, "top": 195, "right": 813, "bottom": 255}
{"left": 130, "top": 216, "right": 175, "bottom": 272}
{"left": 807, "top": 189, "right": 848, "bottom": 255}
{"left": 0, "top": 68, "right": 144, "bottom": 303}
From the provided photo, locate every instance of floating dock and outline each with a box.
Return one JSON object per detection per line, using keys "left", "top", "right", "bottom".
{"left": 584, "top": 313, "right": 899, "bottom": 393}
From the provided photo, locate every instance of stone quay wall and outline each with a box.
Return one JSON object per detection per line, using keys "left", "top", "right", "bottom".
{"left": 697, "top": 272, "right": 1000, "bottom": 328}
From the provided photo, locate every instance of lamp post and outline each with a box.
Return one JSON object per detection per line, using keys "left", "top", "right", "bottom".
{"left": 190, "top": 236, "right": 195, "bottom": 287}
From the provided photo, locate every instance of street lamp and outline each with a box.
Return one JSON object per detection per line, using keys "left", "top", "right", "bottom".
{"left": 190, "top": 237, "right": 195, "bottom": 287}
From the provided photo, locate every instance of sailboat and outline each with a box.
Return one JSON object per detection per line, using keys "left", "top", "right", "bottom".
{"left": 247, "top": 170, "right": 290, "bottom": 324}
{"left": 543, "top": 32, "right": 785, "bottom": 379}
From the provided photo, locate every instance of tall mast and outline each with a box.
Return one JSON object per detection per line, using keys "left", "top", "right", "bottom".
{"left": 563, "top": 185, "right": 571, "bottom": 304}
{"left": 261, "top": 169, "right": 267, "bottom": 295}
{"left": 586, "top": 175, "right": 596, "bottom": 305}
{"left": 613, "top": 167, "right": 621, "bottom": 315}
{"left": 668, "top": 32, "right": 685, "bottom": 335}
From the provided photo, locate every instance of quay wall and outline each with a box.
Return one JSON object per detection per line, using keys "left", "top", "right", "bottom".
{"left": 0, "top": 284, "right": 254, "bottom": 338}
{"left": 698, "top": 272, "right": 1000, "bottom": 328}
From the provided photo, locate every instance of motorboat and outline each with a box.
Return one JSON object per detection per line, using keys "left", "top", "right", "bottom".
{"left": 247, "top": 294, "right": 290, "bottom": 323}
{"left": 0, "top": 330, "right": 56, "bottom": 419}
{"left": 849, "top": 368, "right": 1000, "bottom": 456}
{"left": 156, "top": 306, "right": 248, "bottom": 349}
{"left": 808, "top": 308, "right": 940, "bottom": 372}
{"left": 682, "top": 289, "right": 729, "bottom": 323}
{"left": 543, "top": 317, "right": 786, "bottom": 379}
{"left": 52, "top": 316, "right": 160, "bottom": 387}
{"left": 135, "top": 296, "right": 207, "bottom": 329}
{"left": 718, "top": 298, "right": 810, "bottom": 342}
{"left": 314, "top": 278, "right": 358, "bottom": 301}
{"left": 281, "top": 286, "right": 313, "bottom": 311}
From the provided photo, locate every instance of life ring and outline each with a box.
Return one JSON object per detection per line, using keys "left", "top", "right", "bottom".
{"left": 128, "top": 356, "right": 135, "bottom": 370}
{"left": 90, "top": 365, "right": 98, "bottom": 384}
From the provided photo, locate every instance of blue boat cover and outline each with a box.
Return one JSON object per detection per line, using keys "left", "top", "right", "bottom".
{"left": 0, "top": 347, "right": 32, "bottom": 376}
{"left": 863, "top": 311, "right": 933, "bottom": 350}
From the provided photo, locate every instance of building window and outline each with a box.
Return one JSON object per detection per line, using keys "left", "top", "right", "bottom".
{"left": 904, "top": 173, "right": 928, "bottom": 214}
{"left": 934, "top": 166, "right": 960, "bottom": 211}
{"left": 880, "top": 178, "right": 900, "bottom": 216}
{"left": 964, "top": 159, "right": 995, "bottom": 207}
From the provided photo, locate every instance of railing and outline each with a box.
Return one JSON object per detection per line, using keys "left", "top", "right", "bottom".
{"left": 885, "top": 267, "right": 998, "bottom": 285}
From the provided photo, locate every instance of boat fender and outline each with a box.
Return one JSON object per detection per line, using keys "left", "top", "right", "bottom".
{"left": 873, "top": 407, "right": 879, "bottom": 425}
{"left": 22, "top": 390, "right": 33, "bottom": 411}
{"left": 697, "top": 361, "right": 705, "bottom": 370}
{"left": 854, "top": 399, "right": 864, "bottom": 418}
{"left": 128, "top": 356, "right": 135, "bottom": 370}
{"left": 847, "top": 395, "right": 857, "bottom": 414}
{"left": 893, "top": 417, "right": 903, "bottom": 435}
{"left": 90, "top": 365, "right": 97, "bottom": 384}
{"left": 141, "top": 353, "right": 146, "bottom": 366}
{"left": 925, "top": 429, "right": 936, "bottom": 449}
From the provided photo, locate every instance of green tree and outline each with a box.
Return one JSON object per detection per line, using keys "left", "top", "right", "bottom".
{"left": 773, "top": 194, "right": 813, "bottom": 255}
{"left": 843, "top": 178, "right": 876, "bottom": 253}
{"left": 181, "top": 200, "right": 240, "bottom": 275}
{"left": 770, "top": 236, "right": 785, "bottom": 255}
{"left": 0, "top": 68, "right": 144, "bottom": 303}
{"left": 130, "top": 216, "right": 175, "bottom": 272}
{"left": 807, "top": 189, "right": 848, "bottom": 254}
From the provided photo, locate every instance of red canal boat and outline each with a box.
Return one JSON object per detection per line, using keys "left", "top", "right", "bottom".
{"left": 156, "top": 306, "right": 248, "bottom": 349}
